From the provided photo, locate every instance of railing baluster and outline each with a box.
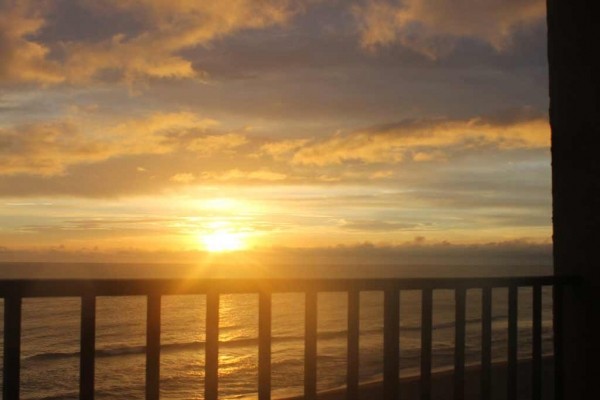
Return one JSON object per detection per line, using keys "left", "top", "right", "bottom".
{"left": 205, "top": 291, "right": 219, "bottom": 400}
{"left": 80, "top": 295, "right": 96, "bottom": 400}
{"left": 0, "top": 276, "right": 573, "bottom": 400}
{"left": 507, "top": 286, "right": 518, "bottom": 400}
{"left": 259, "top": 291, "right": 272, "bottom": 400}
{"left": 454, "top": 288, "right": 466, "bottom": 400}
{"left": 305, "top": 290, "right": 318, "bottom": 400}
{"left": 146, "top": 294, "right": 161, "bottom": 400}
{"left": 421, "top": 289, "right": 433, "bottom": 400}
{"left": 532, "top": 284, "right": 542, "bottom": 400}
{"left": 3, "top": 296, "right": 22, "bottom": 400}
{"left": 481, "top": 287, "right": 492, "bottom": 400}
{"left": 347, "top": 290, "right": 359, "bottom": 400}
{"left": 383, "top": 289, "right": 399, "bottom": 400}
{"left": 553, "top": 284, "right": 564, "bottom": 400}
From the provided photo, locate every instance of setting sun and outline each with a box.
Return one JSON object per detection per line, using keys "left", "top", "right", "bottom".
{"left": 202, "top": 230, "right": 246, "bottom": 252}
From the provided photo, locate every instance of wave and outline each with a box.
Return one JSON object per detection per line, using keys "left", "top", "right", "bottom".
{"left": 27, "top": 335, "right": 304, "bottom": 361}
{"left": 401, "top": 315, "right": 553, "bottom": 331}
{"left": 25, "top": 317, "right": 553, "bottom": 362}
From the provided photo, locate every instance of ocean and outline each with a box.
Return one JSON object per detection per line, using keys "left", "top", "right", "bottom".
{"left": 0, "top": 263, "right": 554, "bottom": 399}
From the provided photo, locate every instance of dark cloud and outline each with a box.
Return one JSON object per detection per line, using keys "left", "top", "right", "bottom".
{"left": 352, "top": 0, "right": 545, "bottom": 55}
{"left": 39, "top": 0, "right": 146, "bottom": 44}
{"left": 0, "top": 239, "right": 552, "bottom": 271}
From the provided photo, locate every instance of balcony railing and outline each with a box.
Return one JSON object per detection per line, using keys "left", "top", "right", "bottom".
{"left": 0, "top": 276, "right": 576, "bottom": 400}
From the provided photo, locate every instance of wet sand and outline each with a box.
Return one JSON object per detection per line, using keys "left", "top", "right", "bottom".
{"left": 280, "top": 357, "right": 554, "bottom": 400}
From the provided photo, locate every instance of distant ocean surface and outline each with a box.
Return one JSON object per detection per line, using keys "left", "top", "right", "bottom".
{"left": 0, "top": 263, "right": 554, "bottom": 399}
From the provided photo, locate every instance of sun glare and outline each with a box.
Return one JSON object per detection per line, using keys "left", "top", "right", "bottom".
{"left": 202, "top": 230, "right": 246, "bottom": 252}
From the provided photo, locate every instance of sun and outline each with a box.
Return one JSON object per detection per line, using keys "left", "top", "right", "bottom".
{"left": 201, "top": 230, "right": 246, "bottom": 252}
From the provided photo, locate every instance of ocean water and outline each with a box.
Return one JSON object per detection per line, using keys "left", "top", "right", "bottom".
{"left": 0, "top": 264, "right": 554, "bottom": 399}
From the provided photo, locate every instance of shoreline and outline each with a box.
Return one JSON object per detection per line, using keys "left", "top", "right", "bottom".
{"left": 279, "top": 356, "right": 554, "bottom": 400}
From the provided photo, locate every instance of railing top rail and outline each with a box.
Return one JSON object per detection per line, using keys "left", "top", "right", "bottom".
{"left": 0, "top": 275, "right": 578, "bottom": 297}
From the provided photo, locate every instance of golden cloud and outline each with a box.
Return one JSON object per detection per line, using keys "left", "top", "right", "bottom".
{"left": 1, "top": 0, "right": 302, "bottom": 84}
{"left": 289, "top": 116, "right": 550, "bottom": 166}
{"left": 199, "top": 168, "right": 287, "bottom": 182}
{"left": 0, "top": 111, "right": 244, "bottom": 175}
{"left": 0, "top": 107, "right": 549, "bottom": 184}
{"left": 170, "top": 173, "right": 196, "bottom": 184}
{"left": 0, "top": 1, "right": 63, "bottom": 83}
{"left": 69, "top": 0, "right": 300, "bottom": 83}
{"left": 354, "top": 0, "right": 546, "bottom": 56}
{"left": 0, "top": 119, "right": 133, "bottom": 175}
{"left": 259, "top": 138, "right": 309, "bottom": 160}
{"left": 185, "top": 133, "right": 248, "bottom": 154}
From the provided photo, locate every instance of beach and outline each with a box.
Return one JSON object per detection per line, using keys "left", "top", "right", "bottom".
{"left": 281, "top": 357, "right": 554, "bottom": 400}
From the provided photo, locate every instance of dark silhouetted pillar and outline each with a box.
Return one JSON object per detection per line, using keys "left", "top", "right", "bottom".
{"left": 548, "top": 1, "right": 600, "bottom": 399}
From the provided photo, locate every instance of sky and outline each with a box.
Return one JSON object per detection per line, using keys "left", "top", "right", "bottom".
{"left": 0, "top": 0, "right": 552, "bottom": 264}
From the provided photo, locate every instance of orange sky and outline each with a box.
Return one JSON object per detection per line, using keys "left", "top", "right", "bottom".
{"left": 0, "top": 0, "right": 552, "bottom": 261}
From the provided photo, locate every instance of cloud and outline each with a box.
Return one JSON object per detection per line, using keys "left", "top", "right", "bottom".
{"left": 0, "top": 120, "right": 114, "bottom": 175}
{"left": 0, "top": 239, "right": 552, "bottom": 268}
{"left": 1, "top": 0, "right": 303, "bottom": 85}
{"left": 353, "top": 0, "right": 546, "bottom": 57}
{"left": 3, "top": 0, "right": 434, "bottom": 85}
{"left": 264, "top": 239, "right": 553, "bottom": 268}
{"left": 259, "top": 139, "right": 309, "bottom": 160}
{"left": 15, "top": 216, "right": 177, "bottom": 235}
{"left": 339, "top": 219, "right": 422, "bottom": 232}
{"left": 0, "top": 111, "right": 243, "bottom": 175}
{"left": 0, "top": 107, "right": 550, "bottom": 196}
{"left": 170, "top": 173, "right": 195, "bottom": 184}
{"left": 199, "top": 168, "right": 287, "bottom": 182}
{"left": 71, "top": 0, "right": 299, "bottom": 83}
{"left": 289, "top": 113, "right": 549, "bottom": 166}
{"left": 184, "top": 133, "right": 248, "bottom": 154}
{"left": 0, "top": 0, "right": 63, "bottom": 83}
